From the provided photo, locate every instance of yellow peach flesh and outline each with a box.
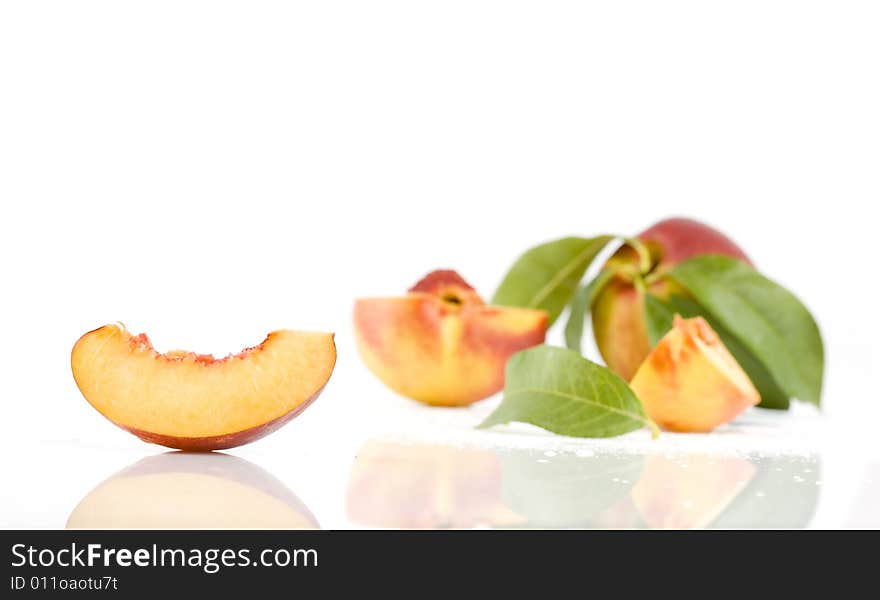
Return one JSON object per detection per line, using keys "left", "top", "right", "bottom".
{"left": 354, "top": 294, "right": 546, "bottom": 406}
{"left": 629, "top": 315, "right": 760, "bottom": 432}
{"left": 71, "top": 324, "right": 336, "bottom": 449}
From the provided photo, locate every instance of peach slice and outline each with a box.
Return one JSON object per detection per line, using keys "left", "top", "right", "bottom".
{"left": 629, "top": 315, "right": 759, "bottom": 432}
{"left": 67, "top": 453, "right": 319, "bottom": 529}
{"left": 71, "top": 324, "right": 336, "bottom": 450}
{"left": 354, "top": 270, "right": 547, "bottom": 406}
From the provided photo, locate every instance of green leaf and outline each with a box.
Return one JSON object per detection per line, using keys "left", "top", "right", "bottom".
{"left": 492, "top": 236, "right": 614, "bottom": 326}
{"left": 479, "top": 345, "right": 658, "bottom": 438}
{"left": 668, "top": 255, "right": 823, "bottom": 406}
{"left": 643, "top": 292, "right": 676, "bottom": 347}
{"left": 564, "top": 269, "right": 615, "bottom": 353}
{"left": 643, "top": 293, "right": 790, "bottom": 410}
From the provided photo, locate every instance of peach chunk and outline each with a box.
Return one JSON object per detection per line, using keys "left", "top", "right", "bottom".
{"left": 354, "top": 270, "right": 547, "bottom": 406}
{"left": 629, "top": 315, "right": 759, "bottom": 432}
{"left": 71, "top": 324, "right": 336, "bottom": 450}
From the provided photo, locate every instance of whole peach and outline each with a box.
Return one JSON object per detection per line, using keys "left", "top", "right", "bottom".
{"left": 592, "top": 217, "right": 751, "bottom": 381}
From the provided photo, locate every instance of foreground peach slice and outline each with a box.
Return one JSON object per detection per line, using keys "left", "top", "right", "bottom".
{"left": 629, "top": 315, "right": 759, "bottom": 432}
{"left": 71, "top": 324, "right": 336, "bottom": 450}
{"left": 354, "top": 270, "right": 547, "bottom": 406}
{"left": 67, "top": 453, "right": 319, "bottom": 529}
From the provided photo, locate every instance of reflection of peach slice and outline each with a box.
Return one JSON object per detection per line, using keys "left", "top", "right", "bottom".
{"left": 67, "top": 453, "right": 319, "bottom": 529}
{"left": 346, "top": 441, "right": 524, "bottom": 529}
{"left": 71, "top": 324, "right": 336, "bottom": 450}
{"left": 354, "top": 270, "right": 547, "bottom": 406}
{"left": 594, "top": 496, "right": 644, "bottom": 529}
{"left": 631, "top": 454, "right": 756, "bottom": 529}
{"left": 630, "top": 315, "right": 759, "bottom": 432}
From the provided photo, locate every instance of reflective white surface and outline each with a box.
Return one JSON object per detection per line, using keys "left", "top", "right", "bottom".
{"left": 3, "top": 399, "right": 877, "bottom": 529}
{"left": 346, "top": 441, "right": 820, "bottom": 529}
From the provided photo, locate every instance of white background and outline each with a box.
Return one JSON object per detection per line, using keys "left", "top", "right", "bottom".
{"left": 0, "top": 1, "right": 878, "bottom": 528}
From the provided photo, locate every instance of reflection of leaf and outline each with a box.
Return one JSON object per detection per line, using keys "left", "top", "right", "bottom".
{"left": 643, "top": 293, "right": 790, "bottom": 410}
{"left": 480, "top": 345, "right": 657, "bottom": 438}
{"left": 710, "top": 455, "right": 821, "bottom": 529}
{"left": 564, "top": 269, "right": 615, "bottom": 353}
{"left": 493, "top": 236, "right": 614, "bottom": 326}
{"left": 497, "top": 449, "right": 644, "bottom": 528}
{"left": 668, "top": 256, "right": 823, "bottom": 406}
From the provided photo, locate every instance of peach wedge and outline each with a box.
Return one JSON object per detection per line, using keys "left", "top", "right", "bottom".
{"left": 354, "top": 270, "right": 547, "bottom": 406}
{"left": 71, "top": 324, "right": 336, "bottom": 450}
{"left": 630, "top": 315, "right": 759, "bottom": 432}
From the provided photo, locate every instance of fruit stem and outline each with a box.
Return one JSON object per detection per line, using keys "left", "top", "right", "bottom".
{"left": 642, "top": 268, "right": 666, "bottom": 286}
{"left": 632, "top": 275, "right": 647, "bottom": 296}
{"left": 623, "top": 237, "right": 652, "bottom": 276}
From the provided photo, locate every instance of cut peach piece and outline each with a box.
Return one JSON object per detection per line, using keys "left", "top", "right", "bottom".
{"left": 354, "top": 270, "right": 547, "bottom": 406}
{"left": 67, "top": 453, "right": 319, "bottom": 529}
{"left": 71, "top": 324, "right": 336, "bottom": 450}
{"left": 630, "top": 315, "right": 759, "bottom": 432}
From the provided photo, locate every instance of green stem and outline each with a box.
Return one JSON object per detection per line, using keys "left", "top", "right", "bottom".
{"left": 643, "top": 268, "right": 667, "bottom": 286}
{"left": 622, "top": 237, "right": 652, "bottom": 275}
{"left": 632, "top": 275, "right": 647, "bottom": 296}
